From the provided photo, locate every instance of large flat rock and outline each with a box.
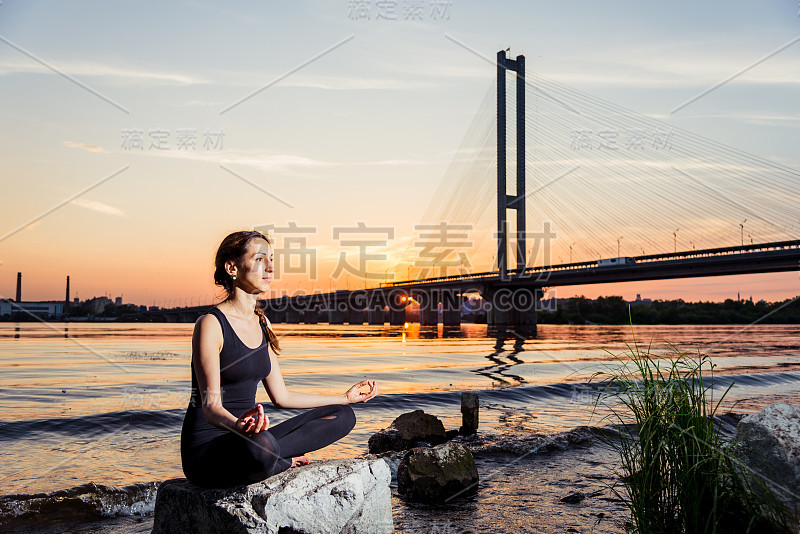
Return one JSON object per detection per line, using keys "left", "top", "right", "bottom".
{"left": 735, "top": 402, "right": 800, "bottom": 517}
{"left": 152, "top": 457, "right": 392, "bottom": 534}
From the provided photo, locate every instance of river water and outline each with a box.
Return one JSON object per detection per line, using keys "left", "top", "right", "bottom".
{"left": 1, "top": 320, "right": 799, "bottom": 532}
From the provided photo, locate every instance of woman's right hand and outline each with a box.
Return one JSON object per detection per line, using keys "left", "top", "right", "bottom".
{"left": 235, "top": 403, "right": 269, "bottom": 435}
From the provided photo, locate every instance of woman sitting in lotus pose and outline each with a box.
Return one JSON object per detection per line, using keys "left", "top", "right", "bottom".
{"left": 181, "top": 230, "right": 378, "bottom": 488}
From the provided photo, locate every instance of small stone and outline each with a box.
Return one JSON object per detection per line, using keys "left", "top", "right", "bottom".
{"left": 397, "top": 442, "right": 479, "bottom": 503}
{"left": 560, "top": 491, "right": 586, "bottom": 504}
{"left": 368, "top": 410, "right": 447, "bottom": 454}
{"left": 393, "top": 410, "right": 447, "bottom": 445}
{"left": 368, "top": 428, "right": 404, "bottom": 455}
{"left": 460, "top": 392, "right": 479, "bottom": 435}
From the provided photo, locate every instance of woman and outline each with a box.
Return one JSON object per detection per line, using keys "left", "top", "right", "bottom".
{"left": 181, "top": 230, "right": 378, "bottom": 488}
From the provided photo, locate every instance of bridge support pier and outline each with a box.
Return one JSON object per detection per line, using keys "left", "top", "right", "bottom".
{"left": 348, "top": 308, "right": 366, "bottom": 325}
{"left": 418, "top": 291, "right": 439, "bottom": 326}
{"left": 441, "top": 288, "right": 462, "bottom": 327}
{"left": 442, "top": 308, "right": 460, "bottom": 326}
{"left": 263, "top": 298, "right": 287, "bottom": 324}
{"left": 486, "top": 292, "right": 506, "bottom": 326}
{"left": 389, "top": 308, "right": 406, "bottom": 325}
{"left": 507, "top": 302, "right": 536, "bottom": 328}
{"left": 367, "top": 307, "right": 385, "bottom": 325}
{"left": 269, "top": 309, "right": 286, "bottom": 323}
{"left": 386, "top": 291, "right": 408, "bottom": 325}
{"left": 304, "top": 308, "right": 319, "bottom": 324}
{"left": 483, "top": 287, "right": 540, "bottom": 332}
{"left": 328, "top": 308, "right": 346, "bottom": 324}
{"left": 286, "top": 308, "right": 301, "bottom": 324}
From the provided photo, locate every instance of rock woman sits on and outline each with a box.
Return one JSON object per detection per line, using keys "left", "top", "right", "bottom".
{"left": 180, "top": 230, "right": 378, "bottom": 488}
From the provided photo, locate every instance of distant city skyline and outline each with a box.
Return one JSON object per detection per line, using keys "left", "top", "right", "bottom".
{"left": 1, "top": 1, "right": 798, "bottom": 306}
{"left": 3, "top": 268, "right": 795, "bottom": 309}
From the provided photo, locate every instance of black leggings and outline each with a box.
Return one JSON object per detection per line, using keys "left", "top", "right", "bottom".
{"left": 183, "top": 404, "right": 356, "bottom": 488}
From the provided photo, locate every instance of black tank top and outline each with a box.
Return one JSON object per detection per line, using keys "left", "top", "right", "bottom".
{"left": 181, "top": 306, "right": 272, "bottom": 450}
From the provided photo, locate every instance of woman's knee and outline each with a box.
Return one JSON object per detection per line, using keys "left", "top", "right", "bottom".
{"left": 337, "top": 403, "right": 356, "bottom": 433}
{"left": 248, "top": 431, "right": 281, "bottom": 471}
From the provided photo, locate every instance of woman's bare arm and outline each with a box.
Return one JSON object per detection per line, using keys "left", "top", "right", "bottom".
{"left": 261, "top": 318, "right": 377, "bottom": 408}
{"left": 262, "top": 349, "right": 350, "bottom": 408}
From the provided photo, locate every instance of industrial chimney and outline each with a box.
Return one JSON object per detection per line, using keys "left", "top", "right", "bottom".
{"left": 65, "top": 276, "right": 70, "bottom": 312}
{"left": 15, "top": 272, "right": 21, "bottom": 302}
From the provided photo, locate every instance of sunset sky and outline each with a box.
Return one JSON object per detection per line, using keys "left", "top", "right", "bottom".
{"left": 1, "top": 1, "right": 798, "bottom": 307}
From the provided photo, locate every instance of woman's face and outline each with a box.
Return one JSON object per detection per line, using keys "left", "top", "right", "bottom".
{"left": 234, "top": 238, "right": 274, "bottom": 294}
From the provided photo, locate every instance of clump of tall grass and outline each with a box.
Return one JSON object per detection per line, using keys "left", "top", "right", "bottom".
{"left": 592, "top": 327, "right": 796, "bottom": 534}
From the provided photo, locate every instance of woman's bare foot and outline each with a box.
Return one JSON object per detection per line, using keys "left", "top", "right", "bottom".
{"left": 291, "top": 455, "right": 310, "bottom": 468}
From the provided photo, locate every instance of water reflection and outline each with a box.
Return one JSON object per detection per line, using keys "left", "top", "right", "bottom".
{"left": 414, "top": 326, "right": 467, "bottom": 339}
{"left": 471, "top": 327, "right": 534, "bottom": 387}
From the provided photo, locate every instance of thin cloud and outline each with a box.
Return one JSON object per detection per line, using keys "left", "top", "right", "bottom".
{"left": 0, "top": 56, "right": 442, "bottom": 90}
{"left": 546, "top": 44, "right": 800, "bottom": 88}
{"left": 0, "top": 59, "right": 207, "bottom": 85}
{"left": 351, "top": 158, "right": 431, "bottom": 166}
{"left": 145, "top": 147, "right": 432, "bottom": 172}
{"left": 62, "top": 141, "right": 107, "bottom": 153}
{"left": 670, "top": 112, "right": 800, "bottom": 127}
{"left": 279, "top": 75, "right": 440, "bottom": 91}
{"left": 70, "top": 198, "right": 127, "bottom": 217}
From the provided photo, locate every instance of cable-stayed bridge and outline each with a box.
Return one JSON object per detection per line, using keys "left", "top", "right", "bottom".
{"left": 155, "top": 50, "right": 800, "bottom": 329}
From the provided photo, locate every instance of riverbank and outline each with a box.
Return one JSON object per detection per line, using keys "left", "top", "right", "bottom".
{"left": 2, "top": 323, "right": 799, "bottom": 531}
{"left": 0, "top": 425, "right": 628, "bottom": 534}
{"left": 2, "top": 412, "right": 764, "bottom": 534}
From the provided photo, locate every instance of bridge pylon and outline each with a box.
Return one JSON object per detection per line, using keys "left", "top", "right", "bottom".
{"left": 497, "top": 50, "right": 526, "bottom": 278}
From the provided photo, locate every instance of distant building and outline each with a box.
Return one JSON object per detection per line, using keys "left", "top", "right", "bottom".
{"left": 115, "top": 296, "right": 123, "bottom": 306}
{"left": 0, "top": 299, "right": 64, "bottom": 319}
{"left": 630, "top": 293, "right": 653, "bottom": 306}
{"left": 86, "top": 296, "right": 113, "bottom": 315}
{"left": 539, "top": 297, "right": 571, "bottom": 311}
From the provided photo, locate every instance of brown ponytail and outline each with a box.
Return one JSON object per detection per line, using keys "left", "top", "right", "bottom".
{"left": 213, "top": 230, "right": 281, "bottom": 355}
{"left": 254, "top": 304, "right": 281, "bottom": 355}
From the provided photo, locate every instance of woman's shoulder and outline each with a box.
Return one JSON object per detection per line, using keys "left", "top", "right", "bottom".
{"left": 191, "top": 310, "right": 225, "bottom": 355}
{"left": 195, "top": 307, "right": 224, "bottom": 334}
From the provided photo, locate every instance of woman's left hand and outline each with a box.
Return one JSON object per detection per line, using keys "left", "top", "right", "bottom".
{"left": 345, "top": 380, "right": 378, "bottom": 404}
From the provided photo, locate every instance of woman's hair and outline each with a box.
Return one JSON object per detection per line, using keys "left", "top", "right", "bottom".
{"left": 213, "top": 230, "right": 281, "bottom": 354}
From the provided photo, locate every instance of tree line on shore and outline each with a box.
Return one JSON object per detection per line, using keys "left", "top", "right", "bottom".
{"left": 537, "top": 295, "right": 800, "bottom": 325}
{"left": 5, "top": 295, "right": 800, "bottom": 324}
